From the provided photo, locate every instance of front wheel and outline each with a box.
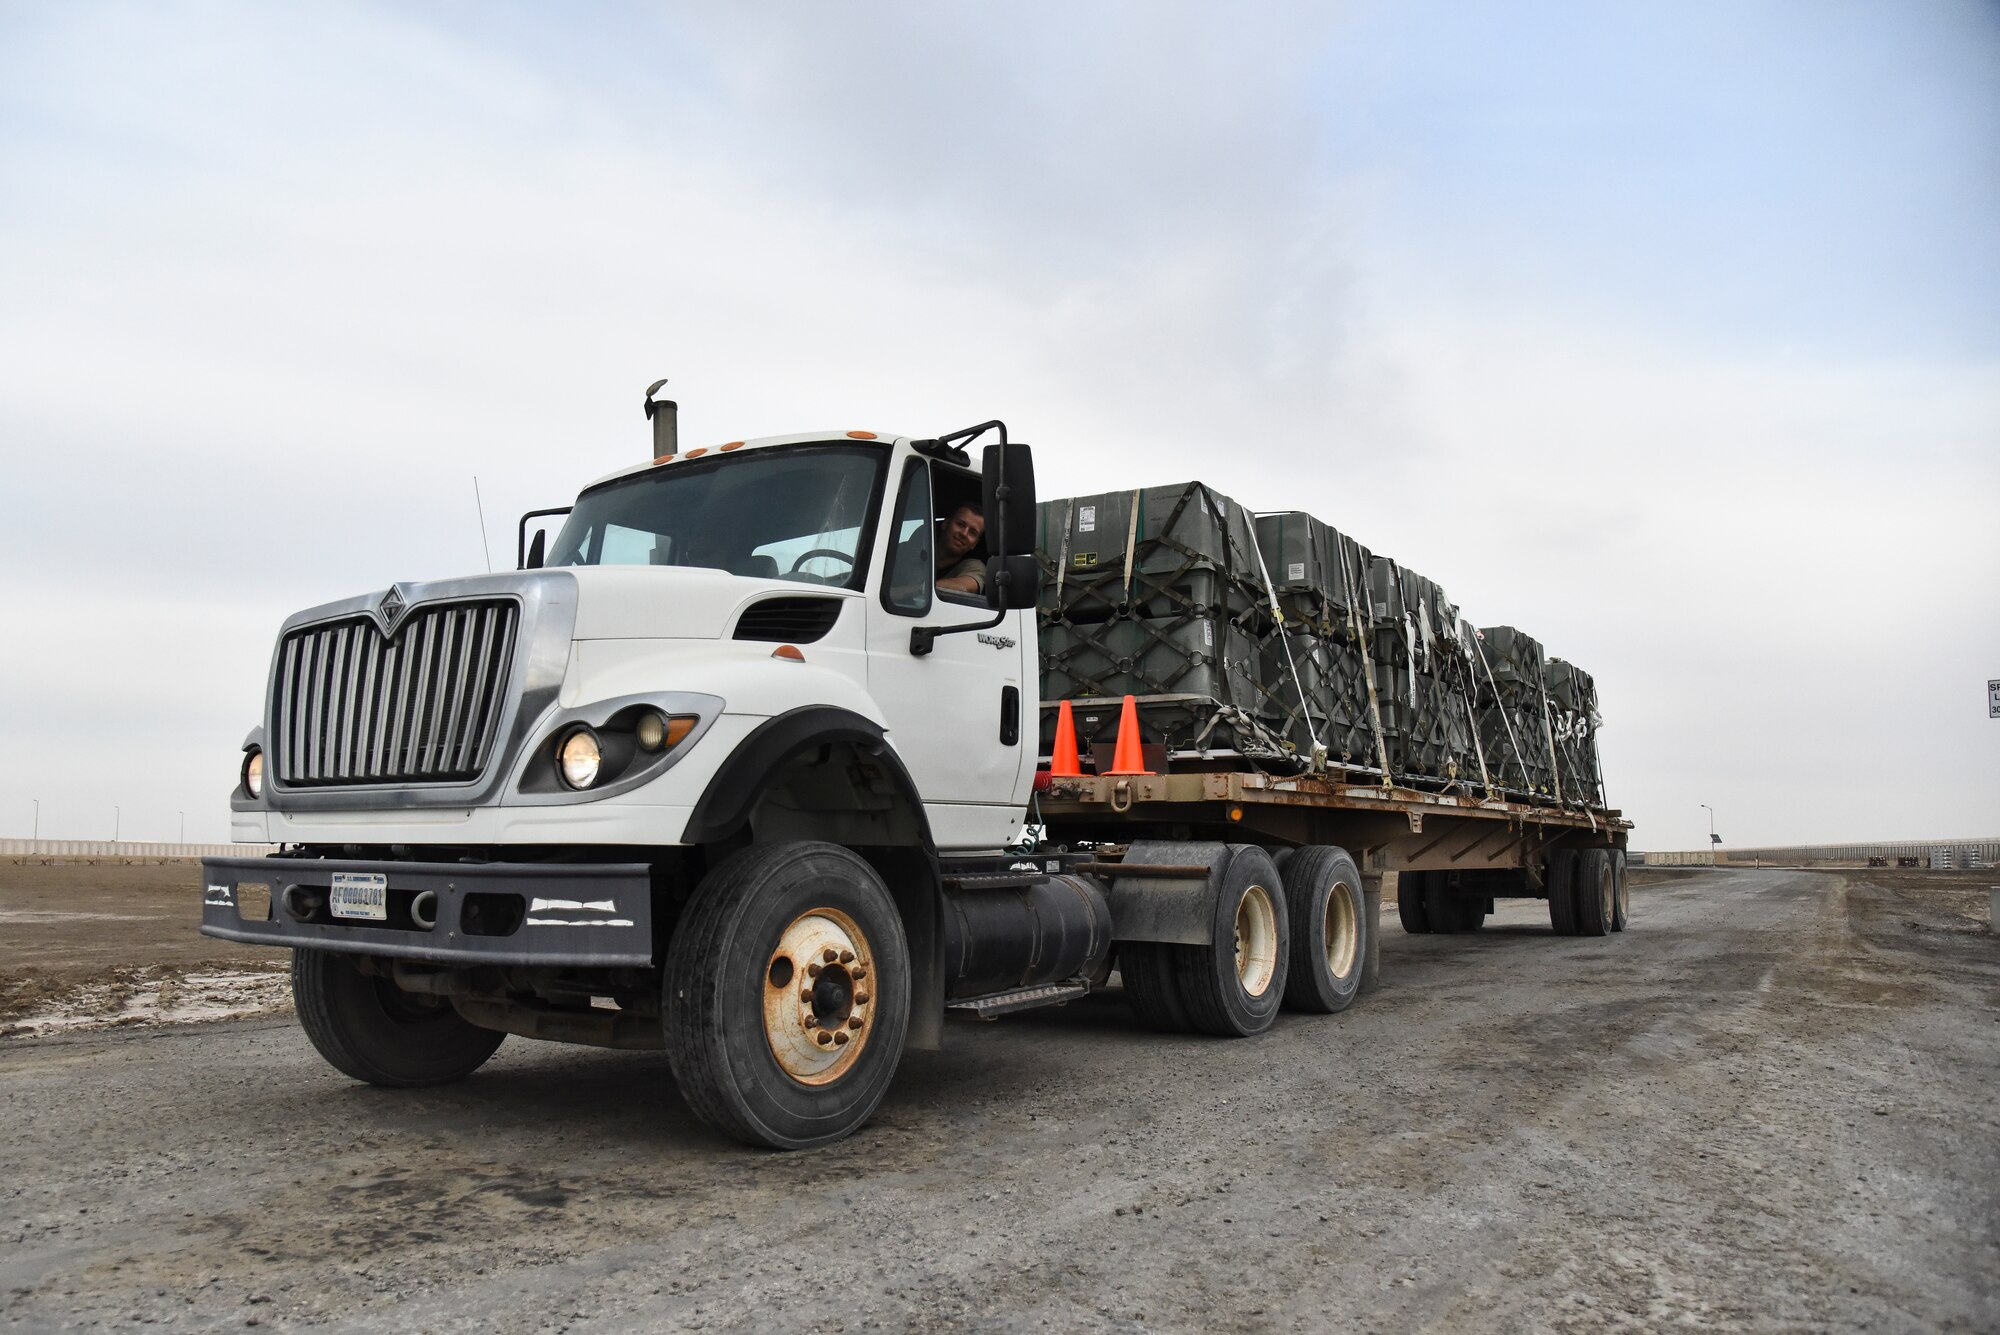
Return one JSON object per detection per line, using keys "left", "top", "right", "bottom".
{"left": 663, "top": 841, "right": 911, "bottom": 1150}
{"left": 291, "top": 949, "right": 504, "bottom": 1087}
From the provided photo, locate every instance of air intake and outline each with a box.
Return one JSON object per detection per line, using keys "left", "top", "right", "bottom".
{"left": 733, "top": 597, "right": 844, "bottom": 644}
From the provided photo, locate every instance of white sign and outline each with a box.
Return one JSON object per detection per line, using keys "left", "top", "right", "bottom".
{"left": 1990, "top": 679, "right": 2000, "bottom": 718}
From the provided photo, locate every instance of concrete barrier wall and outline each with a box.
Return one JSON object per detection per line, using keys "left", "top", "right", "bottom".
{"left": 0, "top": 840, "right": 277, "bottom": 859}
{"left": 1635, "top": 850, "right": 1715, "bottom": 867}
{"left": 1718, "top": 839, "right": 1998, "bottom": 869}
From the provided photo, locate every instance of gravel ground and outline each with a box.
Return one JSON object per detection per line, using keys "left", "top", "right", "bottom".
{"left": 2, "top": 867, "right": 1996, "bottom": 1333}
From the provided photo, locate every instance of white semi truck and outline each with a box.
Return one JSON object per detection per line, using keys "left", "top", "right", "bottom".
{"left": 202, "top": 394, "right": 1629, "bottom": 1149}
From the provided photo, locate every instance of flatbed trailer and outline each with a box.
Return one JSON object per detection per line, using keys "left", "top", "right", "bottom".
{"left": 1033, "top": 762, "right": 1630, "bottom": 996}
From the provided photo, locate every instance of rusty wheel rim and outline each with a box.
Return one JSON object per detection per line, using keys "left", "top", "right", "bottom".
{"left": 1234, "top": 883, "right": 1279, "bottom": 997}
{"left": 1324, "top": 879, "right": 1358, "bottom": 979}
{"left": 763, "top": 907, "right": 874, "bottom": 1086}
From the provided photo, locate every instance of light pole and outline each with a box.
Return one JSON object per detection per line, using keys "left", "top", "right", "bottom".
{"left": 31, "top": 799, "right": 38, "bottom": 841}
{"left": 113, "top": 805, "right": 120, "bottom": 842}
{"left": 1700, "top": 803, "right": 1717, "bottom": 845}
{"left": 179, "top": 811, "right": 186, "bottom": 844}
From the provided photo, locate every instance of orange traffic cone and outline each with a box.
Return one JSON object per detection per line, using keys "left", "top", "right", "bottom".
{"left": 1105, "top": 695, "right": 1153, "bottom": 776}
{"left": 1050, "top": 700, "right": 1083, "bottom": 777}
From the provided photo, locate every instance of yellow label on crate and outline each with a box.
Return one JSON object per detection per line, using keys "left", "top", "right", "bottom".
{"left": 1071, "top": 552, "right": 1098, "bottom": 568}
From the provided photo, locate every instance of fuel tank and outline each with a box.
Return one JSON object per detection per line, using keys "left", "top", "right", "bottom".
{"left": 941, "top": 872, "right": 1112, "bottom": 1000}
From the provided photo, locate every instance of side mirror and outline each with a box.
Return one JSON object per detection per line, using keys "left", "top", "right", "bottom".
{"left": 985, "top": 554, "right": 1041, "bottom": 611}
{"left": 981, "top": 442, "right": 1036, "bottom": 556}
{"left": 524, "top": 529, "right": 547, "bottom": 570}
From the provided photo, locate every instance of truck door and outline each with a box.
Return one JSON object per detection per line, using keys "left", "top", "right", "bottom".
{"left": 865, "top": 455, "right": 1030, "bottom": 851}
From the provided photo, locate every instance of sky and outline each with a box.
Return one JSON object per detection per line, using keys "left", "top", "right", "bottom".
{"left": 1, "top": 0, "right": 1996, "bottom": 849}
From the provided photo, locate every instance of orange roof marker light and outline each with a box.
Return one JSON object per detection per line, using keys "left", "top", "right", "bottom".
{"left": 652, "top": 454, "right": 676, "bottom": 465}
{"left": 846, "top": 430, "right": 878, "bottom": 440}
{"left": 720, "top": 441, "right": 746, "bottom": 452}
{"left": 683, "top": 447, "right": 708, "bottom": 458}
{"left": 772, "top": 645, "right": 805, "bottom": 662}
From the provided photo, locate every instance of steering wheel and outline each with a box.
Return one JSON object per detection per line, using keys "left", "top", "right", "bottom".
{"left": 789, "top": 547, "right": 855, "bottom": 577}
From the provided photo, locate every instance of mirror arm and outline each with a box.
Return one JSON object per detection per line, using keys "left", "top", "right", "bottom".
{"left": 910, "top": 604, "right": 1007, "bottom": 657}
{"left": 516, "top": 507, "right": 572, "bottom": 569}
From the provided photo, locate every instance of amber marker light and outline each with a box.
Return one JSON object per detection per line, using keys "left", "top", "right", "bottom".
{"left": 846, "top": 430, "right": 878, "bottom": 440}
{"left": 1228, "top": 805, "right": 1244, "bottom": 822}
{"left": 772, "top": 645, "right": 805, "bottom": 662}
{"left": 653, "top": 454, "right": 676, "bottom": 465}
{"left": 720, "top": 441, "right": 745, "bottom": 451}
{"left": 684, "top": 446, "right": 708, "bottom": 458}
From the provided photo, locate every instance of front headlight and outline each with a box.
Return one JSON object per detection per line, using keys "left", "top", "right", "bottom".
{"left": 557, "top": 728, "right": 602, "bottom": 789}
{"left": 242, "top": 749, "right": 264, "bottom": 798}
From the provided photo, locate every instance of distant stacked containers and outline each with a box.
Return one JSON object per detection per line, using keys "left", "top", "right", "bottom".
{"left": 1251, "top": 512, "right": 1376, "bottom": 767}
{"left": 1363, "top": 560, "right": 1481, "bottom": 780}
{"left": 1036, "top": 483, "right": 1273, "bottom": 759}
{"left": 1545, "top": 659, "right": 1604, "bottom": 806}
{"left": 1472, "top": 626, "right": 1558, "bottom": 798}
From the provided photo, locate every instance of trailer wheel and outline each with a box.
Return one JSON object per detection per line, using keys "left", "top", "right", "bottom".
{"left": 1573, "top": 849, "right": 1614, "bottom": 937}
{"left": 1279, "top": 845, "right": 1366, "bottom": 1013}
{"left": 1120, "top": 943, "right": 1193, "bottom": 1032}
{"left": 663, "top": 841, "right": 910, "bottom": 1150}
{"left": 1169, "top": 845, "right": 1289, "bottom": 1037}
{"left": 291, "top": 949, "right": 504, "bottom": 1087}
{"left": 1397, "top": 871, "right": 1433, "bottom": 934}
{"left": 1546, "top": 850, "right": 1578, "bottom": 935}
{"left": 1610, "top": 851, "right": 1629, "bottom": 931}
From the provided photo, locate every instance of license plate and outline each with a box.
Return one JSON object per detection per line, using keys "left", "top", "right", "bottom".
{"left": 330, "top": 872, "right": 388, "bottom": 921}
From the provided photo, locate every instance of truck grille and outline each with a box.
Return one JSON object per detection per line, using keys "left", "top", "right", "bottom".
{"left": 273, "top": 600, "right": 519, "bottom": 785}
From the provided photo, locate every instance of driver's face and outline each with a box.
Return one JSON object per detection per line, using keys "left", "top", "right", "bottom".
{"left": 943, "top": 507, "right": 984, "bottom": 560}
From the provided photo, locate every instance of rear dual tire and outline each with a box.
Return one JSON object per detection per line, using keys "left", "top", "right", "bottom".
{"left": 1122, "top": 845, "right": 1289, "bottom": 1037}
{"left": 1573, "top": 848, "right": 1614, "bottom": 937}
{"left": 1279, "top": 846, "right": 1367, "bottom": 1014}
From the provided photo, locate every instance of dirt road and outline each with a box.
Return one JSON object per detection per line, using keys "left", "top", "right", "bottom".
{"left": 3, "top": 867, "right": 1996, "bottom": 1332}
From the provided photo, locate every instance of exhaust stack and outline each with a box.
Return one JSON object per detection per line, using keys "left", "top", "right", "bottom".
{"left": 645, "top": 379, "right": 678, "bottom": 460}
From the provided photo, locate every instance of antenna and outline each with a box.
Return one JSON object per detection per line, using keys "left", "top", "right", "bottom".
{"left": 472, "top": 476, "right": 493, "bottom": 573}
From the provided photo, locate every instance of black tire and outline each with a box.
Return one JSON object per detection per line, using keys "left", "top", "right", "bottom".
{"left": 291, "top": 949, "right": 504, "bottom": 1087}
{"left": 1168, "top": 845, "right": 1289, "bottom": 1037}
{"left": 1120, "top": 942, "right": 1193, "bottom": 1032}
{"left": 1397, "top": 871, "right": 1433, "bottom": 934}
{"left": 663, "top": 841, "right": 910, "bottom": 1150}
{"left": 1546, "top": 850, "right": 1578, "bottom": 935}
{"left": 1610, "top": 851, "right": 1629, "bottom": 931}
{"left": 1574, "top": 849, "right": 1614, "bottom": 937}
{"left": 1279, "top": 845, "right": 1367, "bottom": 1014}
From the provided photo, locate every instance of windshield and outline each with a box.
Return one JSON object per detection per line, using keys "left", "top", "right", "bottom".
{"left": 547, "top": 444, "right": 886, "bottom": 588}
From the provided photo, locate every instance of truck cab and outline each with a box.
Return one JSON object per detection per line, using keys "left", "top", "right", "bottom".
{"left": 203, "top": 417, "right": 1099, "bottom": 1150}
{"left": 228, "top": 427, "right": 1038, "bottom": 856}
